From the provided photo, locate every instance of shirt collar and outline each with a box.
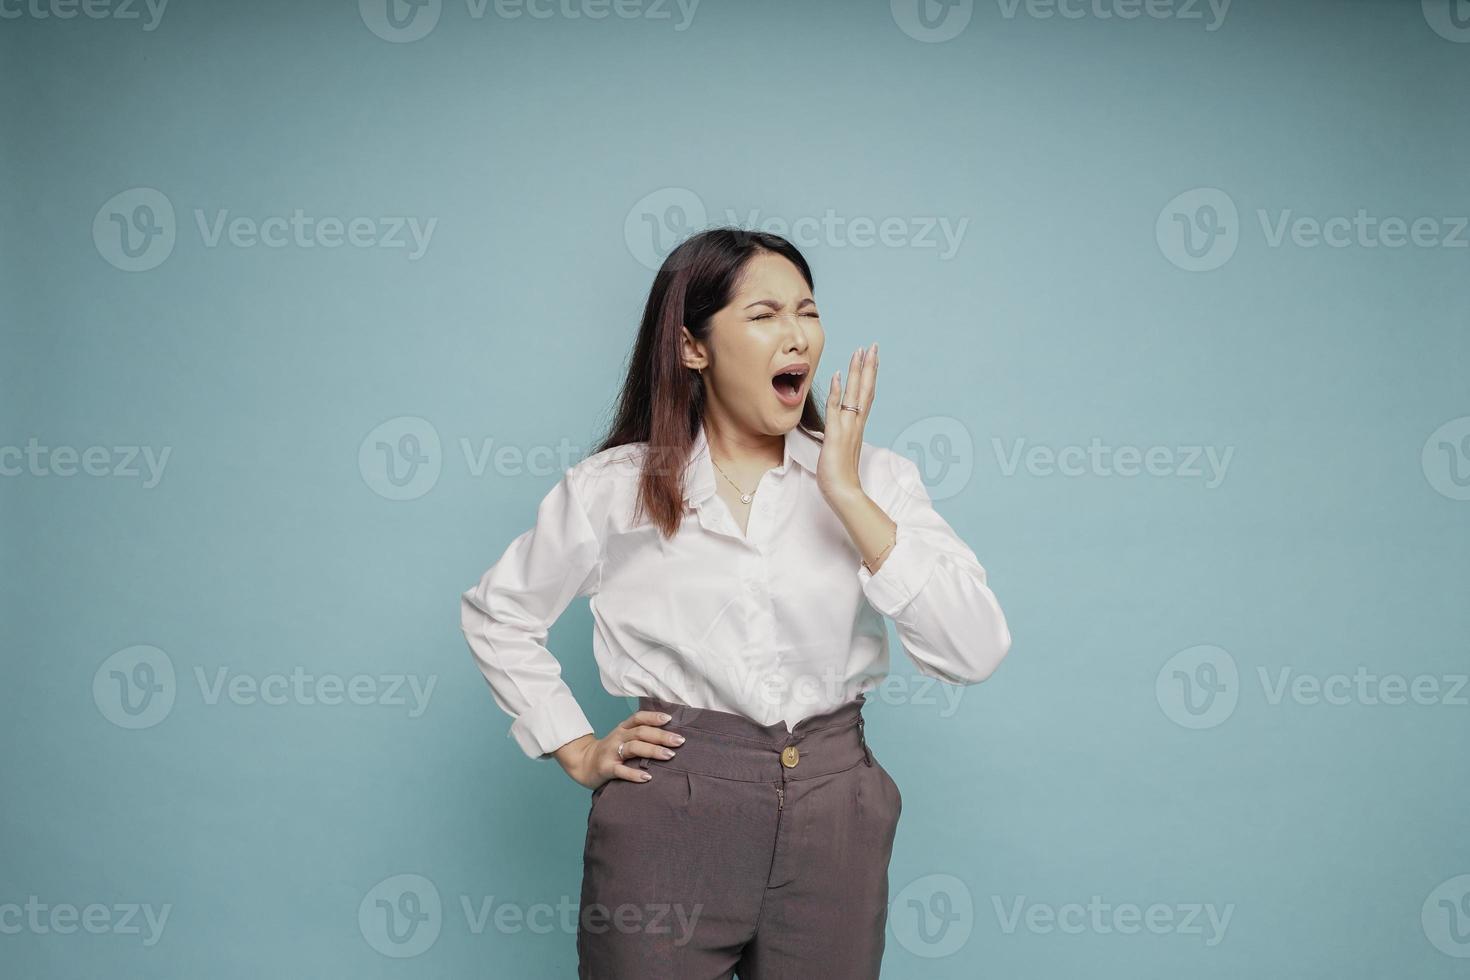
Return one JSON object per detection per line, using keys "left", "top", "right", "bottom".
{"left": 681, "top": 421, "right": 823, "bottom": 506}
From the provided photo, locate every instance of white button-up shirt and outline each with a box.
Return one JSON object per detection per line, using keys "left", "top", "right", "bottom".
{"left": 460, "top": 422, "right": 1012, "bottom": 760}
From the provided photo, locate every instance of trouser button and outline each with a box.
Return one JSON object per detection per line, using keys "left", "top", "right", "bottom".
{"left": 780, "top": 745, "right": 800, "bottom": 768}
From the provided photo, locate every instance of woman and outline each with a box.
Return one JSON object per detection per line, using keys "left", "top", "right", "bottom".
{"left": 459, "top": 228, "right": 1012, "bottom": 978}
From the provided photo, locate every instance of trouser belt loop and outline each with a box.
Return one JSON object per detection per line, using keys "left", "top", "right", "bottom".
{"left": 857, "top": 717, "right": 873, "bottom": 766}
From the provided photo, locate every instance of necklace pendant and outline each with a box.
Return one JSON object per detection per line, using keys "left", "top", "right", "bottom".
{"left": 740, "top": 493, "right": 752, "bottom": 504}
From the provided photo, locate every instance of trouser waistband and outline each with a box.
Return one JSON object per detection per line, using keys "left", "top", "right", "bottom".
{"left": 634, "top": 693, "right": 874, "bottom": 782}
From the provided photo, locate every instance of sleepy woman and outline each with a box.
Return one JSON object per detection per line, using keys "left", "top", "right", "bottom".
{"left": 460, "top": 227, "right": 1012, "bottom": 978}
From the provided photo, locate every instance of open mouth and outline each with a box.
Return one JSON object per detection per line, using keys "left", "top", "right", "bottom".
{"left": 771, "top": 364, "right": 809, "bottom": 403}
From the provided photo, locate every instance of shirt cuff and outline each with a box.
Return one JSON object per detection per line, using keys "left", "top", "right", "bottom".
{"left": 857, "top": 528, "right": 936, "bottom": 618}
{"left": 509, "top": 688, "right": 595, "bottom": 760}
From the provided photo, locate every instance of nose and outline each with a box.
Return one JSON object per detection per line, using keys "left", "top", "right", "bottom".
{"left": 774, "top": 311, "right": 813, "bottom": 348}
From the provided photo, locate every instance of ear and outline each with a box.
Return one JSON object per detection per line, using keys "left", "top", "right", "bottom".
{"left": 680, "top": 325, "right": 708, "bottom": 372}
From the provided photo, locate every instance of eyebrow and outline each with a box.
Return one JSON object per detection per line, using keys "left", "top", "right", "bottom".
{"left": 743, "top": 297, "right": 817, "bottom": 311}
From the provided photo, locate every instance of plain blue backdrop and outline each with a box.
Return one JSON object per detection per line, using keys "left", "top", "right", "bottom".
{"left": 4, "top": 0, "right": 1469, "bottom": 976}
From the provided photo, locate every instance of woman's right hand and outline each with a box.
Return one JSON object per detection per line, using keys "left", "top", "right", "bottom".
{"left": 557, "top": 710, "right": 685, "bottom": 790}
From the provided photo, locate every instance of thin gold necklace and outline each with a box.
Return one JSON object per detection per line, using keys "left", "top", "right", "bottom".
{"left": 709, "top": 456, "right": 757, "bottom": 504}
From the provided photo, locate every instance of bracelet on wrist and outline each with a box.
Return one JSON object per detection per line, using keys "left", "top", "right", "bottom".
{"left": 861, "top": 528, "right": 897, "bottom": 574}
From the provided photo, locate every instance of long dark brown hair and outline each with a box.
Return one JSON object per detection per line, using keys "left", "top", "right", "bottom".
{"left": 591, "top": 227, "right": 826, "bottom": 539}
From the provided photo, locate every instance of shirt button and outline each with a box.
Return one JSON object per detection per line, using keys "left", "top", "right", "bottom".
{"left": 746, "top": 580, "right": 760, "bottom": 594}
{"left": 781, "top": 745, "right": 800, "bottom": 768}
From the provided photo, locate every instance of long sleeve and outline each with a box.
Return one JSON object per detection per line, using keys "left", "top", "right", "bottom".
{"left": 460, "top": 465, "right": 603, "bottom": 760}
{"left": 857, "top": 452, "right": 1012, "bottom": 684}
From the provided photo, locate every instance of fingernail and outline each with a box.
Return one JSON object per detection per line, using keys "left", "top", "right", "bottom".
{"left": 672, "top": 734, "right": 685, "bottom": 744}
{"left": 662, "top": 749, "right": 676, "bottom": 758}
{"left": 659, "top": 713, "right": 671, "bottom": 722}
{"left": 641, "top": 772, "right": 652, "bottom": 781}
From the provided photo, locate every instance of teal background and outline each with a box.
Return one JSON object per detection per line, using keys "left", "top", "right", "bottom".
{"left": 4, "top": 0, "right": 1469, "bottom": 976}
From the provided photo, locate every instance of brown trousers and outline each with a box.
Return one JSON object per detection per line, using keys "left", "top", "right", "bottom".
{"left": 577, "top": 693, "right": 902, "bottom": 979}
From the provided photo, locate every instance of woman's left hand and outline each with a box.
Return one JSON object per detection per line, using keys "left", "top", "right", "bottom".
{"left": 817, "top": 342, "right": 878, "bottom": 503}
